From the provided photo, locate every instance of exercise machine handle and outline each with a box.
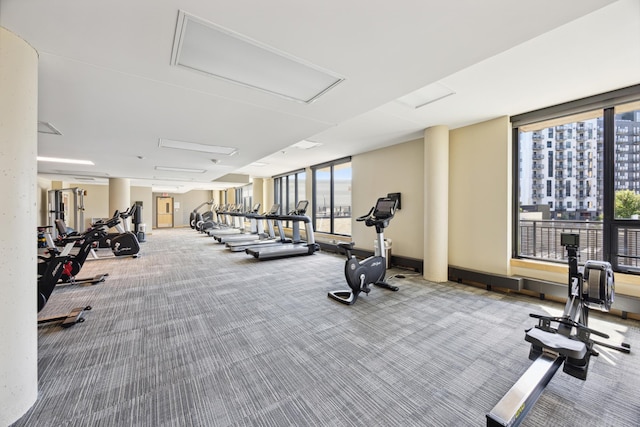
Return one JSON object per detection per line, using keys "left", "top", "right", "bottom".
{"left": 529, "top": 313, "right": 610, "bottom": 339}
{"left": 356, "top": 206, "right": 375, "bottom": 222}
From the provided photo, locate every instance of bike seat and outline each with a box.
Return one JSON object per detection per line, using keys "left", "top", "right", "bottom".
{"left": 525, "top": 327, "right": 587, "bottom": 360}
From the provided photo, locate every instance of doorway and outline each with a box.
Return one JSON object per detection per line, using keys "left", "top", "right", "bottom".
{"left": 156, "top": 197, "right": 173, "bottom": 228}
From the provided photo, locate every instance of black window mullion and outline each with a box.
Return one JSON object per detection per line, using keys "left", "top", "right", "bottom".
{"left": 330, "top": 165, "right": 335, "bottom": 234}
{"left": 512, "top": 127, "right": 520, "bottom": 259}
{"left": 603, "top": 107, "right": 615, "bottom": 266}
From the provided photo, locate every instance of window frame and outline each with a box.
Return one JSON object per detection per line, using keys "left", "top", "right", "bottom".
{"left": 273, "top": 168, "right": 306, "bottom": 217}
{"left": 311, "top": 156, "right": 352, "bottom": 236}
{"left": 513, "top": 84, "right": 640, "bottom": 273}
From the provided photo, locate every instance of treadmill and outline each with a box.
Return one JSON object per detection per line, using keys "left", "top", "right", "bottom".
{"left": 225, "top": 204, "right": 286, "bottom": 251}
{"left": 245, "top": 200, "right": 319, "bottom": 260}
{"left": 215, "top": 203, "right": 264, "bottom": 243}
{"left": 209, "top": 204, "right": 258, "bottom": 239}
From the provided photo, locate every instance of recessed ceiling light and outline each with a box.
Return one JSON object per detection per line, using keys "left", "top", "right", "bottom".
{"left": 159, "top": 138, "right": 238, "bottom": 156}
{"left": 37, "top": 156, "right": 94, "bottom": 165}
{"left": 171, "top": 10, "right": 344, "bottom": 103}
{"left": 396, "top": 82, "right": 456, "bottom": 109}
{"left": 155, "top": 166, "right": 206, "bottom": 173}
{"left": 37, "top": 121, "right": 62, "bottom": 135}
{"left": 250, "top": 162, "right": 268, "bottom": 167}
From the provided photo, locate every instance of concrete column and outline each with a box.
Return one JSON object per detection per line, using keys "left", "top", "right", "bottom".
{"left": 0, "top": 27, "right": 39, "bottom": 425}
{"left": 109, "top": 178, "right": 130, "bottom": 227}
{"left": 263, "top": 178, "right": 274, "bottom": 211}
{"left": 424, "top": 125, "right": 449, "bottom": 282}
{"left": 252, "top": 178, "right": 264, "bottom": 210}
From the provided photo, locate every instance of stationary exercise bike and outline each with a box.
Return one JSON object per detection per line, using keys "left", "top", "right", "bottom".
{"left": 487, "top": 233, "right": 630, "bottom": 427}
{"left": 38, "top": 233, "right": 97, "bottom": 328}
{"left": 328, "top": 197, "right": 398, "bottom": 305}
{"left": 41, "top": 223, "right": 109, "bottom": 286}
{"left": 91, "top": 206, "right": 141, "bottom": 258}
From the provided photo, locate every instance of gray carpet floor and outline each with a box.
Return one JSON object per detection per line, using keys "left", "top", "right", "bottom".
{"left": 14, "top": 227, "right": 640, "bottom": 426}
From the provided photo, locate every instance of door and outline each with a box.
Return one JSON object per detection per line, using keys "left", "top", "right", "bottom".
{"left": 156, "top": 197, "right": 173, "bottom": 228}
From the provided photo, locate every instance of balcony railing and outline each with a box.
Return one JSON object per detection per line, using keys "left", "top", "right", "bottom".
{"left": 518, "top": 219, "right": 640, "bottom": 271}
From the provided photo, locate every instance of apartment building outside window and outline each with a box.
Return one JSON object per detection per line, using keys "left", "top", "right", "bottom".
{"left": 514, "top": 85, "right": 640, "bottom": 273}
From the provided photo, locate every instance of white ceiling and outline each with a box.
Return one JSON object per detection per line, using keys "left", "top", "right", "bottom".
{"left": 1, "top": 0, "right": 639, "bottom": 193}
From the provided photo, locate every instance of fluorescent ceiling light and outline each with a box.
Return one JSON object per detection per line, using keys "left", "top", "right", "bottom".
{"left": 291, "top": 140, "right": 322, "bottom": 149}
{"left": 155, "top": 166, "right": 206, "bottom": 173}
{"left": 250, "top": 162, "right": 268, "bottom": 167}
{"left": 159, "top": 138, "right": 238, "bottom": 156}
{"left": 397, "top": 82, "right": 456, "bottom": 109}
{"left": 37, "top": 121, "right": 62, "bottom": 135}
{"left": 153, "top": 176, "right": 194, "bottom": 182}
{"left": 38, "top": 156, "right": 94, "bottom": 165}
{"left": 171, "top": 10, "right": 344, "bottom": 103}
{"left": 53, "top": 170, "right": 109, "bottom": 178}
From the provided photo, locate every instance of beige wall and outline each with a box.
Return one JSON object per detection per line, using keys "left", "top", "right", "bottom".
{"left": 71, "top": 183, "right": 109, "bottom": 229}
{"left": 151, "top": 190, "right": 214, "bottom": 228}
{"left": 449, "top": 116, "right": 512, "bottom": 275}
{"left": 131, "top": 186, "right": 153, "bottom": 231}
{"left": 36, "top": 177, "right": 51, "bottom": 226}
{"left": 352, "top": 139, "right": 424, "bottom": 258}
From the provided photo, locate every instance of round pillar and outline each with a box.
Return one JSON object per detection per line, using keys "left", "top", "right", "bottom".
{"left": 0, "top": 27, "right": 39, "bottom": 425}
{"left": 109, "top": 178, "right": 130, "bottom": 226}
{"left": 424, "top": 125, "right": 449, "bottom": 282}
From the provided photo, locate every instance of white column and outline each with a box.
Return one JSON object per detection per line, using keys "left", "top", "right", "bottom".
{"left": 252, "top": 177, "right": 264, "bottom": 210}
{"left": 263, "top": 178, "right": 274, "bottom": 211}
{"left": 424, "top": 125, "right": 449, "bottom": 282}
{"left": 0, "top": 27, "right": 39, "bottom": 425}
{"left": 109, "top": 178, "right": 131, "bottom": 226}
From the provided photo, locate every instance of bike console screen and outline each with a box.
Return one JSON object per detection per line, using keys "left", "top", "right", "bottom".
{"left": 374, "top": 198, "right": 396, "bottom": 219}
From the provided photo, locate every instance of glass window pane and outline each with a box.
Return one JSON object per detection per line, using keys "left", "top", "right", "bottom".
{"left": 274, "top": 178, "right": 281, "bottom": 208}
{"left": 315, "top": 167, "right": 331, "bottom": 233}
{"left": 284, "top": 175, "right": 293, "bottom": 214}
{"left": 333, "top": 162, "right": 352, "bottom": 235}
{"left": 518, "top": 111, "right": 603, "bottom": 261}
{"left": 613, "top": 104, "right": 640, "bottom": 219}
{"left": 298, "top": 172, "right": 306, "bottom": 204}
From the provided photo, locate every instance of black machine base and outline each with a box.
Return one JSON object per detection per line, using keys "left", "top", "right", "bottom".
{"left": 38, "top": 305, "right": 92, "bottom": 328}
{"left": 327, "top": 281, "right": 399, "bottom": 305}
{"left": 327, "top": 290, "right": 358, "bottom": 305}
{"left": 59, "top": 273, "right": 109, "bottom": 287}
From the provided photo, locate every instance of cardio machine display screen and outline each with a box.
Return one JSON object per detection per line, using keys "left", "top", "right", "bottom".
{"left": 374, "top": 199, "right": 395, "bottom": 217}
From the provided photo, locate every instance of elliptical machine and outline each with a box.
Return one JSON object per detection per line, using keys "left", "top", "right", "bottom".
{"left": 328, "top": 197, "right": 398, "bottom": 305}
{"left": 190, "top": 200, "right": 214, "bottom": 229}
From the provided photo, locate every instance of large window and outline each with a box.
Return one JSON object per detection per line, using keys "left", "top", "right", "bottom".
{"left": 312, "top": 158, "right": 352, "bottom": 235}
{"left": 274, "top": 169, "right": 306, "bottom": 215}
{"left": 515, "top": 85, "right": 640, "bottom": 273}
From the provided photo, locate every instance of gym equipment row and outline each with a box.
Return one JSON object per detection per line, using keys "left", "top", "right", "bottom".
{"left": 187, "top": 198, "right": 632, "bottom": 426}
{"left": 37, "top": 204, "right": 143, "bottom": 329}
{"left": 191, "top": 201, "right": 320, "bottom": 260}
{"left": 37, "top": 224, "right": 109, "bottom": 328}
